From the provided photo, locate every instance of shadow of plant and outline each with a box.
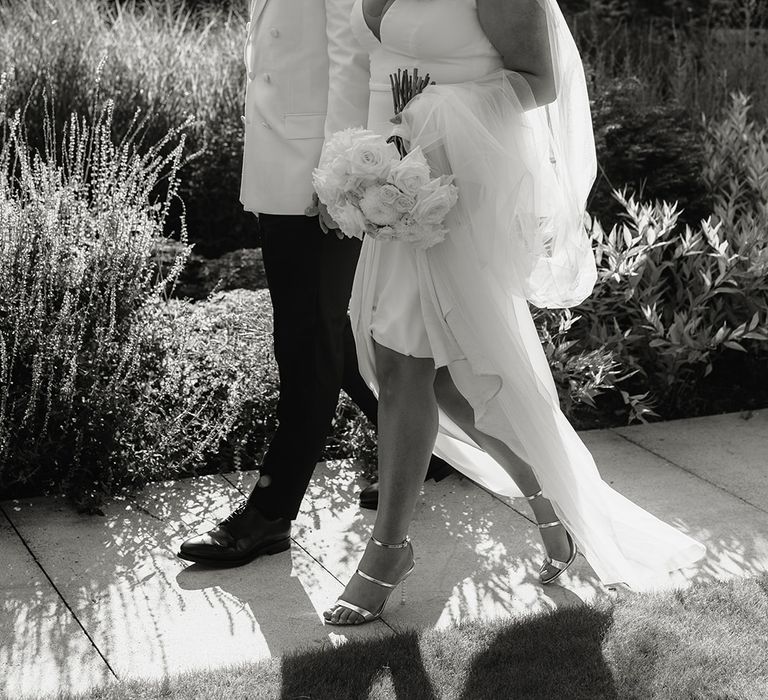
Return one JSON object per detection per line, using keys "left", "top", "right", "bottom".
{"left": 2, "top": 454, "right": 767, "bottom": 697}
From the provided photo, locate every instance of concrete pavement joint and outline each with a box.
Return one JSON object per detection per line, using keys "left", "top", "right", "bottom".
{"left": 610, "top": 429, "right": 768, "bottom": 516}
{"left": 289, "top": 536, "right": 398, "bottom": 633}
{"left": 0, "top": 503, "right": 120, "bottom": 681}
{"left": 221, "top": 469, "right": 399, "bottom": 631}
{"left": 472, "top": 480, "right": 537, "bottom": 526}
{"left": 221, "top": 470, "right": 255, "bottom": 498}
{"left": 131, "top": 501, "right": 166, "bottom": 524}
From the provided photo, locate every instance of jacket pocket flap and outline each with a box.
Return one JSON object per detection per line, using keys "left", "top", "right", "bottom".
{"left": 284, "top": 112, "right": 326, "bottom": 140}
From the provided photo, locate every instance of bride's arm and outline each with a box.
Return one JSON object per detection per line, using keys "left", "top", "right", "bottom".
{"left": 476, "top": 0, "right": 556, "bottom": 109}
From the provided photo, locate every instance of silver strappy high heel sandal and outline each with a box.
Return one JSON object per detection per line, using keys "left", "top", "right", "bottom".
{"left": 526, "top": 490, "right": 578, "bottom": 585}
{"left": 325, "top": 535, "right": 415, "bottom": 626}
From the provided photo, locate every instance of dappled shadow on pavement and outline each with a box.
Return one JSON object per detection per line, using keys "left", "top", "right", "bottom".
{"left": 3, "top": 448, "right": 768, "bottom": 696}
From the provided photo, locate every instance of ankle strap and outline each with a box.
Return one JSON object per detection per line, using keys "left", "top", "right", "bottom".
{"left": 371, "top": 535, "right": 410, "bottom": 549}
{"left": 538, "top": 520, "right": 562, "bottom": 529}
{"left": 525, "top": 489, "right": 543, "bottom": 501}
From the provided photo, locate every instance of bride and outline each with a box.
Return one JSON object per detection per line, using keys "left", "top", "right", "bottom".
{"left": 324, "top": 0, "right": 705, "bottom": 625}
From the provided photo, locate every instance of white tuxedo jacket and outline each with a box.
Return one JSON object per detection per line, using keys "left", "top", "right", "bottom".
{"left": 240, "top": 0, "right": 371, "bottom": 215}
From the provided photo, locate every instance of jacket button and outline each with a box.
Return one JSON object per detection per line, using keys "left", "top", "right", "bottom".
{"left": 270, "top": 28, "right": 279, "bottom": 37}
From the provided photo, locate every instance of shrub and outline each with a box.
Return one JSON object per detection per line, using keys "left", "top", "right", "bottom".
{"left": 561, "top": 0, "right": 767, "bottom": 28}
{"left": 532, "top": 308, "right": 648, "bottom": 424}
{"left": 156, "top": 290, "right": 377, "bottom": 480}
{"left": 573, "top": 4, "right": 768, "bottom": 122}
{"left": 132, "top": 290, "right": 279, "bottom": 483}
{"left": 550, "top": 93, "right": 768, "bottom": 422}
{"left": 0, "top": 75, "right": 244, "bottom": 511}
{"left": 589, "top": 78, "right": 710, "bottom": 231}
{"left": 0, "top": 0, "right": 253, "bottom": 257}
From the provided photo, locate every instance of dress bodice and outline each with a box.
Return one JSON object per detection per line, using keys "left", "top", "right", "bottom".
{"left": 352, "top": 0, "right": 503, "bottom": 132}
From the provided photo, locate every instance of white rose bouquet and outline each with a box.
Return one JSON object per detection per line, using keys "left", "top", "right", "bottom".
{"left": 313, "top": 130, "right": 457, "bottom": 250}
{"left": 313, "top": 71, "right": 459, "bottom": 251}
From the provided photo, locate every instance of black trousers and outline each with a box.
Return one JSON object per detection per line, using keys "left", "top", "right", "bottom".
{"left": 249, "top": 214, "right": 378, "bottom": 520}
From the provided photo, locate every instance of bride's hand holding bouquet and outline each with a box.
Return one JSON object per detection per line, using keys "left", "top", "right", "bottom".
{"left": 312, "top": 68, "right": 457, "bottom": 250}
{"left": 312, "top": 128, "right": 457, "bottom": 250}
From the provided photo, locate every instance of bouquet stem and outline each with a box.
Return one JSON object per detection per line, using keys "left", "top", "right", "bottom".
{"left": 388, "top": 68, "right": 434, "bottom": 157}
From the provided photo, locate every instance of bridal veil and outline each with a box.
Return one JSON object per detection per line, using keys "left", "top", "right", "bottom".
{"left": 371, "top": 0, "right": 706, "bottom": 588}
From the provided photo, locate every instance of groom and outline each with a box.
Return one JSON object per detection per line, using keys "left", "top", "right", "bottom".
{"left": 177, "top": 0, "right": 451, "bottom": 568}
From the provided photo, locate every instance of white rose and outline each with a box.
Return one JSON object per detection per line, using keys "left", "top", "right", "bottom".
{"left": 414, "top": 224, "right": 448, "bottom": 249}
{"left": 343, "top": 174, "right": 368, "bottom": 197}
{"left": 378, "top": 183, "right": 401, "bottom": 205}
{"left": 396, "top": 220, "right": 447, "bottom": 249}
{"left": 312, "top": 168, "right": 343, "bottom": 207}
{"left": 392, "top": 191, "right": 416, "bottom": 214}
{"left": 331, "top": 202, "right": 367, "bottom": 240}
{"left": 389, "top": 146, "right": 431, "bottom": 196}
{"left": 348, "top": 135, "right": 398, "bottom": 180}
{"left": 319, "top": 127, "right": 375, "bottom": 170}
{"left": 359, "top": 186, "right": 400, "bottom": 226}
{"left": 411, "top": 180, "right": 459, "bottom": 225}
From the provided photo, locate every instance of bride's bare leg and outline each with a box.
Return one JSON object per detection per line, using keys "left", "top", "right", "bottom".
{"left": 433, "top": 367, "right": 573, "bottom": 567}
{"left": 324, "top": 341, "right": 437, "bottom": 625}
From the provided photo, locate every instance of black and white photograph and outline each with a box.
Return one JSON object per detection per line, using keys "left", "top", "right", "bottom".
{"left": 1, "top": 0, "right": 767, "bottom": 697}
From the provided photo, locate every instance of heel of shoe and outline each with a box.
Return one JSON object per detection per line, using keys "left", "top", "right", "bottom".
{"left": 426, "top": 462, "right": 453, "bottom": 483}
{"left": 264, "top": 538, "right": 291, "bottom": 556}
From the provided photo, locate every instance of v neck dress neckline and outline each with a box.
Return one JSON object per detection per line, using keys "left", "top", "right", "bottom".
{"left": 361, "top": 0, "right": 399, "bottom": 42}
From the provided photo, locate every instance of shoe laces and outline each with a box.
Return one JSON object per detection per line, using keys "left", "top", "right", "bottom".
{"left": 221, "top": 500, "right": 249, "bottom": 526}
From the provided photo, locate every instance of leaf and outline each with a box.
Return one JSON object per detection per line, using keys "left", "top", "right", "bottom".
{"left": 722, "top": 340, "right": 747, "bottom": 352}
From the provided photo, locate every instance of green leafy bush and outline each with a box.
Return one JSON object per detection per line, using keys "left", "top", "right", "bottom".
{"left": 548, "top": 93, "right": 768, "bottom": 422}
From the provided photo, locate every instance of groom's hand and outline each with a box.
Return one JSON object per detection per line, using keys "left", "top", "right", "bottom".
{"left": 305, "top": 192, "right": 344, "bottom": 238}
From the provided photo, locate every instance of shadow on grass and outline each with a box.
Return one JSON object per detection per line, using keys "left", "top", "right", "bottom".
{"left": 281, "top": 630, "right": 440, "bottom": 699}
{"left": 457, "top": 606, "right": 617, "bottom": 700}
{"left": 277, "top": 604, "right": 616, "bottom": 700}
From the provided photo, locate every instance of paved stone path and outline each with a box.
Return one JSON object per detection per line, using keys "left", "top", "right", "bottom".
{"left": 2, "top": 410, "right": 767, "bottom": 698}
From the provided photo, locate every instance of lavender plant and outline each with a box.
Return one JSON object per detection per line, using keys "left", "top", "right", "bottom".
{"left": 0, "top": 72, "right": 221, "bottom": 510}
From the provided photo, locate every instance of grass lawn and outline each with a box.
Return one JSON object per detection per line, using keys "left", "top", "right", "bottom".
{"left": 57, "top": 574, "right": 768, "bottom": 700}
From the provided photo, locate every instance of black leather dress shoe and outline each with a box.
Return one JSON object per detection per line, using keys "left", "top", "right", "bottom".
{"left": 177, "top": 500, "right": 291, "bottom": 567}
{"left": 359, "top": 456, "right": 456, "bottom": 511}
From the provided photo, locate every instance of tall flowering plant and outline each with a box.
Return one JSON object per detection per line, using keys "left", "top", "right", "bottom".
{"left": 312, "top": 69, "right": 458, "bottom": 250}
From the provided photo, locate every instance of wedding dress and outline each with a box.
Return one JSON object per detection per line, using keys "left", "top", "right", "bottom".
{"left": 348, "top": 0, "right": 705, "bottom": 588}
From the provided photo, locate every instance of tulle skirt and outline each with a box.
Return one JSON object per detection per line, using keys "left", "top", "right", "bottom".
{"left": 350, "top": 75, "right": 706, "bottom": 589}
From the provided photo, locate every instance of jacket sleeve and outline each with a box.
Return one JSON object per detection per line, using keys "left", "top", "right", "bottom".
{"left": 324, "top": 0, "right": 371, "bottom": 139}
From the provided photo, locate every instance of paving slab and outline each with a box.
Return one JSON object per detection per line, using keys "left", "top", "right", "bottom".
{"left": 3, "top": 412, "right": 767, "bottom": 697}
{"left": 3, "top": 475, "right": 385, "bottom": 693}
{"left": 578, "top": 429, "right": 768, "bottom": 587}
{"left": 0, "top": 508, "right": 111, "bottom": 699}
{"left": 612, "top": 409, "right": 768, "bottom": 512}
{"left": 229, "top": 462, "right": 611, "bottom": 631}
